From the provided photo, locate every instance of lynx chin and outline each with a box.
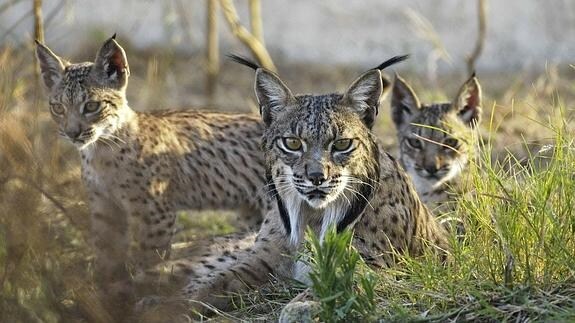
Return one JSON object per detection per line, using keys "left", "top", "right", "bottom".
{"left": 35, "top": 35, "right": 271, "bottom": 283}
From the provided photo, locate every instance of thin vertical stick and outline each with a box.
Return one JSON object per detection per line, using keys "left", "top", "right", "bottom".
{"left": 206, "top": 0, "right": 219, "bottom": 97}
{"left": 33, "top": 0, "right": 44, "bottom": 83}
{"left": 467, "top": 0, "right": 487, "bottom": 74}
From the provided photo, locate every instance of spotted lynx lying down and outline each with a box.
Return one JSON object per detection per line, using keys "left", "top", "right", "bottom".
{"left": 391, "top": 74, "right": 482, "bottom": 213}
{"left": 35, "top": 36, "right": 272, "bottom": 283}
{"left": 138, "top": 55, "right": 449, "bottom": 317}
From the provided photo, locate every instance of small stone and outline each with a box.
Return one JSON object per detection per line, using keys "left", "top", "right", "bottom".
{"left": 278, "top": 300, "right": 320, "bottom": 323}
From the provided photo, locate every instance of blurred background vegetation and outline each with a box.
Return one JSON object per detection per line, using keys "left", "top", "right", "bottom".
{"left": 0, "top": 0, "right": 574, "bottom": 321}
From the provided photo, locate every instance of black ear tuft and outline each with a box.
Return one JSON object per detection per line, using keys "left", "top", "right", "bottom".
{"left": 374, "top": 54, "right": 410, "bottom": 71}
{"left": 227, "top": 54, "right": 260, "bottom": 71}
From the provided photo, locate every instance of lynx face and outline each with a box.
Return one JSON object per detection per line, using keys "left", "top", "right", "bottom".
{"left": 36, "top": 37, "right": 131, "bottom": 150}
{"left": 256, "top": 68, "right": 386, "bottom": 243}
{"left": 391, "top": 75, "right": 482, "bottom": 192}
{"left": 269, "top": 95, "right": 375, "bottom": 210}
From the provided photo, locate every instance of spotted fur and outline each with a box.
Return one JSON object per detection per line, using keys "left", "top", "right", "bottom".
{"left": 146, "top": 58, "right": 450, "bottom": 315}
{"left": 391, "top": 74, "right": 482, "bottom": 213}
{"left": 35, "top": 36, "right": 271, "bottom": 283}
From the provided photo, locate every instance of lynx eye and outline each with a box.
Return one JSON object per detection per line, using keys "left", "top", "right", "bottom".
{"left": 332, "top": 139, "right": 353, "bottom": 152}
{"left": 406, "top": 137, "right": 423, "bottom": 149}
{"left": 443, "top": 138, "right": 459, "bottom": 149}
{"left": 50, "top": 103, "right": 65, "bottom": 116}
{"left": 83, "top": 101, "right": 101, "bottom": 114}
{"left": 282, "top": 137, "right": 303, "bottom": 151}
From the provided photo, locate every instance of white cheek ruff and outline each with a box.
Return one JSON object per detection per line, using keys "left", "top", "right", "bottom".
{"left": 319, "top": 198, "right": 348, "bottom": 242}
{"left": 284, "top": 192, "right": 303, "bottom": 246}
{"left": 274, "top": 166, "right": 304, "bottom": 246}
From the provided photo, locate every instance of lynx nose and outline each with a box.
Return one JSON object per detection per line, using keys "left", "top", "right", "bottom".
{"left": 65, "top": 129, "right": 82, "bottom": 139}
{"left": 306, "top": 161, "right": 328, "bottom": 186}
{"left": 424, "top": 164, "right": 438, "bottom": 175}
{"left": 308, "top": 172, "right": 326, "bottom": 186}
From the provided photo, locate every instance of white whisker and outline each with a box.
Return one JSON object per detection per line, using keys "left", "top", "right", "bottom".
{"left": 344, "top": 185, "right": 375, "bottom": 210}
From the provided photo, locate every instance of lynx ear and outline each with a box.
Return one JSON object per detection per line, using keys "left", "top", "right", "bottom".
{"left": 35, "top": 40, "right": 65, "bottom": 91}
{"left": 93, "top": 35, "right": 130, "bottom": 89}
{"left": 343, "top": 69, "right": 383, "bottom": 129}
{"left": 254, "top": 69, "right": 294, "bottom": 126}
{"left": 391, "top": 75, "right": 421, "bottom": 129}
{"left": 453, "top": 74, "right": 482, "bottom": 128}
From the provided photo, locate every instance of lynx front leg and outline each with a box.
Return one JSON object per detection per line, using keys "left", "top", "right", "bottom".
{"left": 126, "top": 207, "right": 177, "bottom": 273}
{"left": 182, "top": 215, "right": 293, "bottom": 313}
{"left": 134, "top": 213, "right": 293, "bottom": 319}
{"left": 88, "top": 192, "right": 129, "bottom": 284}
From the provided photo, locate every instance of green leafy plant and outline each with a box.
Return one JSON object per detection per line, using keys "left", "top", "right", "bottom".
{"left": 305, "top": 226, "right": 378, "bottom": 322}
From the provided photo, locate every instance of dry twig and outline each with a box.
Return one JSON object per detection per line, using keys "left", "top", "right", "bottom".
{"left": 206, "top": 0, "right": 219, "bottom": 96}
{"left": 466, "top": 0, "right": 487, "bottom": 74}
{"left": 249, "top": 0, "right": 263, "bottom": 44}
{"left": 220, "top": 0, "right": 276, "bottom": 72}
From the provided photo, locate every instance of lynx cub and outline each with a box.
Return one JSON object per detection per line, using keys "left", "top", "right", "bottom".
{"left": 35, "top": 36, "right": 270, "bottom": 282}
{"left": 391, "top": 74, "right": 482, "bottom": 213}
{"left": 141, "top": 56, "right": 449, "bottom": 315}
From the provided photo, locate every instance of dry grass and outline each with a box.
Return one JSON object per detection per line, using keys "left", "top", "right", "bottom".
{"left": 0, "top": 41, "right": 574, "bottom": 322}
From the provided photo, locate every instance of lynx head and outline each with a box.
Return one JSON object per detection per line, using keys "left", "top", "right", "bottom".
{"left": 391, "top": 74, "right": 482, "bottom": 190}
{"left": 36, "top": 35, "right": 131, "bottom": 150}
{"left": 249, "top": 60, "right": 403, "bottom": 244}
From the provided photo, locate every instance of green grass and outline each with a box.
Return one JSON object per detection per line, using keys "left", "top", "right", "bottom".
{"left": 369, "top": 106, "right": 575, "bottom": 322}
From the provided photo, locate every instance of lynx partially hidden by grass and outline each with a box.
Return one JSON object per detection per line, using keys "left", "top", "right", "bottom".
{"left": 390, "top": 74, "right": 482, "bottom": 214}
{"left": 35, "top": 35, "right": 271, "bottom": 284}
